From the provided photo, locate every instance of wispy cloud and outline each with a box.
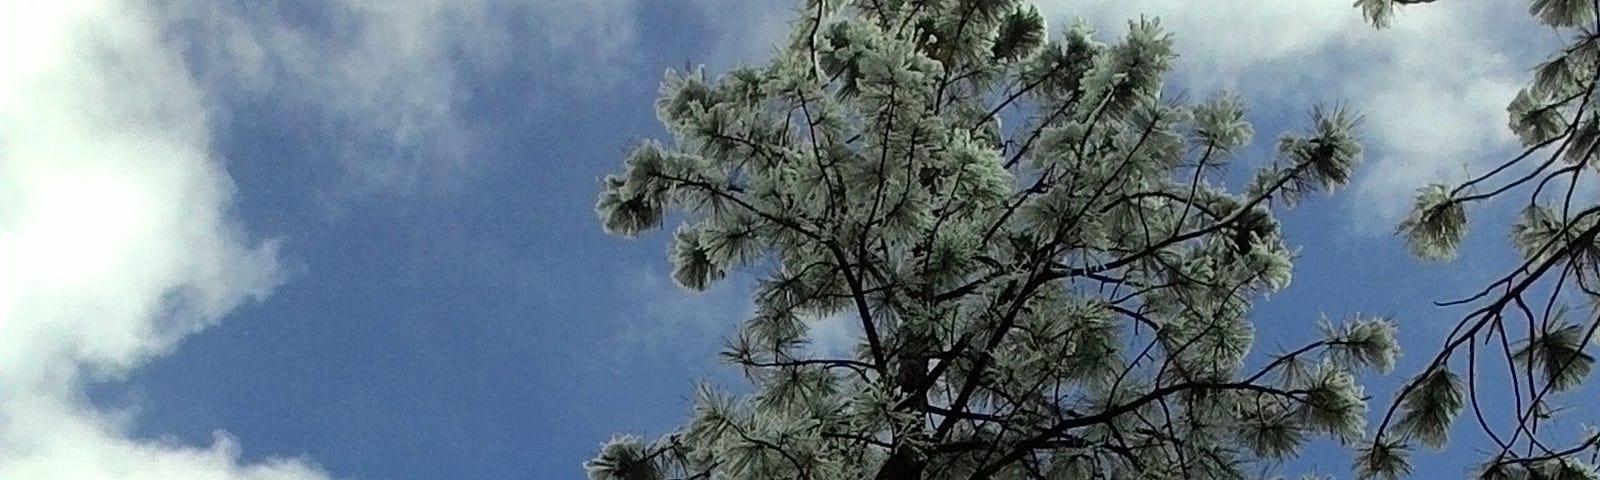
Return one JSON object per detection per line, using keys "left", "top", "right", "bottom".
{"left": 686, "top": 0, "right": 796, "bottom": 68}
{"left": 163, "top": 0, "right": 640, "bottom": 197}
{"left": 802, "top": 314, "right": 862, "bottom": 360}
{"left": 0, "top": 1, "right": 316, "bottom": 478}
{"left": 610, "top": 267, "right": 751, "bottom": 364}
{"left": 605, "top": 263, "right": 864, "bottom": 365}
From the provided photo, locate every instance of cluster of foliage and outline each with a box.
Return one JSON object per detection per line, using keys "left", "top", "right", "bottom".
{"left": 587, "top": 0, "right": 1405, "bottom": 478}
{"left": 1353, "top": 0, "right": 1600, "bottom": 479}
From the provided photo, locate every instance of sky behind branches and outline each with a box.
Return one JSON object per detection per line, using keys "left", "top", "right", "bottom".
{"left": 0, "top": 0, "right": 1572, "bottom": 478}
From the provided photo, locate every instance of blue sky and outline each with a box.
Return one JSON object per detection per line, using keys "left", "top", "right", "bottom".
{"left": 0, "top": 0, "right": 1585, "bottom": 478}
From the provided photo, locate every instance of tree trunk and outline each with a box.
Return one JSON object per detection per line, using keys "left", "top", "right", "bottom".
{"left": 875, "top": 332, "right": 931, "bottom": 480}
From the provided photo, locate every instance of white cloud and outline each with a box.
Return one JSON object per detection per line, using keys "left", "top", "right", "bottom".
{"left": 2, "top": 398, "right": 326, "bottom": 480}
{"left": 0, "top": 0, "right": 322, "bottom": 478}
{"left": 1, "top": 0, "right": 658, "bottom": 475}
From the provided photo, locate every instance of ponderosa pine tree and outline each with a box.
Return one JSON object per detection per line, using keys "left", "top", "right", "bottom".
{"left": 1351, "top": 1, "right": 1600, "bottom": 479}
{"left": 588, "top": 1, "right": 1398, "bottom": 478}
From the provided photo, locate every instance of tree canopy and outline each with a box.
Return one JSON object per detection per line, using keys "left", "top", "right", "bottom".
{"left": 587, "top": 1, "right": 1406, "bottom": 478}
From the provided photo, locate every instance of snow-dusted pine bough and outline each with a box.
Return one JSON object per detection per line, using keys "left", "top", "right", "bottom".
{"left": 1356, "top": 1, "right": 1600, "bottom": 479}
{"left": 590, "top": 0, "right": 1399, "bottom": 478}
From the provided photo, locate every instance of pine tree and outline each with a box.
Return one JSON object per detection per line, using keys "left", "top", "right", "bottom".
{"left": 1356, "top": 1, "right": 1600, "bottom": 479}
{"left": 590, "top": 1, "right": 1396, "bottom": 478}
